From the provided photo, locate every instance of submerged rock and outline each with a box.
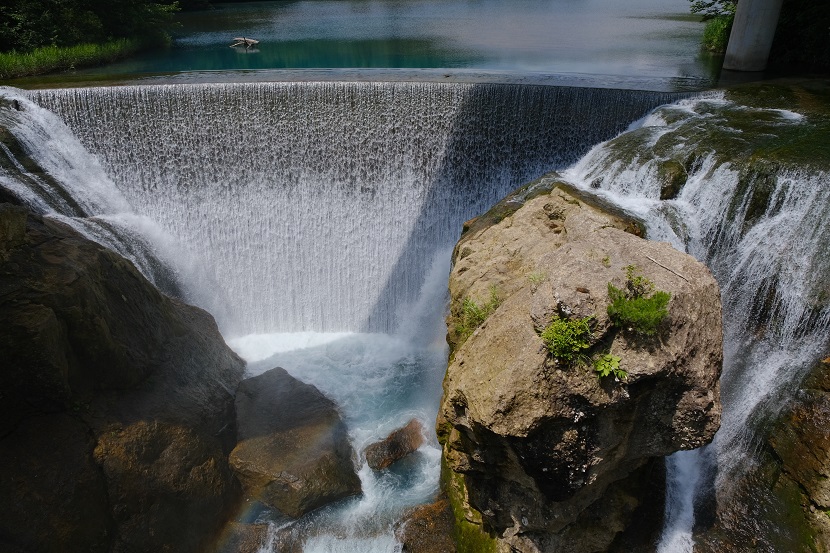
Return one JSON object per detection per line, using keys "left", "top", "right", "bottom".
{"left": 365, "top": 418, "right": 425, "bottom": 470}
{"left": 230, "top": 367, "right": 362, "bottom": 518}
{"left": 0, "top": 204, "right": 245, "bottom": 552}
{"left": 437, "top": 182, "right": 723, "bottom": 552}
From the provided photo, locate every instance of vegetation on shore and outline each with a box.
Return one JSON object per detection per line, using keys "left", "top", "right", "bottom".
{"left": 0, "top": 0, "right": 179, "bottom": 78}
{"left": 0, "top": 39, "right": 143, "bottom": 80}
{"left": 689, "top": 0, "right": 830, "bottom": 72}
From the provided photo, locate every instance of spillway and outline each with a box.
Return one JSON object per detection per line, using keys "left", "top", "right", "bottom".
{"left": 3, "top": 82, "right": 680, "bottom": 551}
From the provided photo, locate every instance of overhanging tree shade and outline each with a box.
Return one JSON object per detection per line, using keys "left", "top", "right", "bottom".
{"left": 0, "top": 0, "right": 179, "bottom": 53}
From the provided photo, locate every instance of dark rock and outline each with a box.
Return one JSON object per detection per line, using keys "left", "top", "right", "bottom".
{"left": 0, "top": 413, "right": 112, "bottom": 553}
{"left": 0, "top": 206, "right": 245, "bottom": 552}
{"left": 212, "top": 522, "right": 270, "bottom": 553}
{"left": 94, "top": 420, "right": 239, "bottom": 553}
{"left": 396, "top": 496, "right": 456, "bottom": 553}
{"left": 365, "top": 419, "right": 425, "bottom": 470}
{"left": 230, "top": 367, "right": 362, "bottom": 518}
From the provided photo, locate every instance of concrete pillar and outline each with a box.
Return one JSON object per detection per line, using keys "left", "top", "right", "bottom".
{"left": 723, "top": 0, "right": 784, "bottom": 71}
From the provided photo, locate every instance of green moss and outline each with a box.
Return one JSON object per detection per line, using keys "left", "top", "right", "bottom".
{"left": 656, "top": 159, "right": 687, "bottom": 200}
{"left": 441, "top": 458, "right": 499, "bottom": 553}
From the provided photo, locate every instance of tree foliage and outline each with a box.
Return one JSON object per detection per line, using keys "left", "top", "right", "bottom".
{"left": 0, "top": 0, "right": 180, "bottom": 53}
{"left": 689, "top": 0, "right": 737, "bottom": 20}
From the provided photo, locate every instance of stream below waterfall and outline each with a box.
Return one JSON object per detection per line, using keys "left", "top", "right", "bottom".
{"left": 2, "top": 79, "right": 829, "bottom": 551}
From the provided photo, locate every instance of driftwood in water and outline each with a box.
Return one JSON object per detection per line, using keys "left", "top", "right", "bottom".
{"left": 230, "top": 37, "right": 260, "bottom": 49}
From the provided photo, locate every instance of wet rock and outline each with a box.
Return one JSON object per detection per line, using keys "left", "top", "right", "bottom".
{"left": 438, "top": 184, "right": 722, "bottom": 552}
{"left": 365, "top": 419, "right": 425, "bottom": 470}
{"left": 213, "top": 523, "right": 271, "bottom": 553}
{"left": 657, "top": 158, "right": 687, "bottom": 200}
{"left": 230, "top": 367, "right": 362, "bottom": 518}
{"left": 0, "top": 206, "right": 245, "bottom": 552}
{"left": 396, "top": 496, "right": 456, "bottom": 553}
{"left": 696, "top": 355, "right": 830, "bottom": 553}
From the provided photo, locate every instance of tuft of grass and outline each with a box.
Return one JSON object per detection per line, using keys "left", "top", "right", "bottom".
{"left": 607, "top": 266, "right": 670, "bottom": 336}
{"left": 541, "top": 316, "right": 593, "bottom": 366}
{"left": 455, "top": 286, "right": 501, "bottom": 343}
{"left": 0, "top": 39, "right": 142, "bottom": 79}
{"left": 527, "top": 272, "right": 547, "bottom": 286}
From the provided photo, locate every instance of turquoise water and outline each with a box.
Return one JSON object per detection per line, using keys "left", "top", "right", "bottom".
{"left": 33, "top": 0, "right": 719, "bottom": 90}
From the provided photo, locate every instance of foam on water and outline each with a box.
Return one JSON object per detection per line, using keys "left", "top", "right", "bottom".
{"left": 228, "top": 250, "right": 450, "bottom": 550}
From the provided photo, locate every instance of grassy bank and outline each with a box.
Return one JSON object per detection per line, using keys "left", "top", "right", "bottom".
{"left": 0, "top": 39, "right": 143, "bottom": 80}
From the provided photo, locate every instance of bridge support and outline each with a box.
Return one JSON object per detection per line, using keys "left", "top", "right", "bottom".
{"left": 723, "top": 0, "right": 784, "bottom": 71}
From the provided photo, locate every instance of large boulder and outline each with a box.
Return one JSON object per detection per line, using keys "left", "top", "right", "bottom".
{"left": 230, "top": 367, "right": 362, "bottom": 518}
{"left": 365, "top": 418, "right": 425, "bottom": 470}
{"left": 437, "top": 178, "right": 723, "bottom": 552}
{"left": 0, "top": 204, "right": 245, "bottom": 552}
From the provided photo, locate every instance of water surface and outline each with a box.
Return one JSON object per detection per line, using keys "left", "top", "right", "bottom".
{"left": 17, "top": 0, "right": 719, "bottom": 90}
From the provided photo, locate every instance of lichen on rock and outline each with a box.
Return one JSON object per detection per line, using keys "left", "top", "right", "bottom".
{"left": 438, "top": 180, "right": 723, "bottom": 552}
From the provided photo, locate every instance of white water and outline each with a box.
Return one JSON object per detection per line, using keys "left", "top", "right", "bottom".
{"left": 564, "top": 94, "right": 830, "bottom": 551}
{"left": 0, "top": 88, "right": 230, "bottom": 319}
{"left": 10, "top": 83, "right": 820, "bottom": 550}
{"left": 7, "top": 81, "right": 678, "bottom": 551}
{"left": 30, "top": 82, "right": 679, "bottom": 335}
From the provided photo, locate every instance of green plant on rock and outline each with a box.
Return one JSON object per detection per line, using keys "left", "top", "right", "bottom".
{"left": 541, "top": 316, "right": 593, "bottom": 366}
{"left": 607, "top": 265, "right": 670, "bottom": 337}
{"left": 527, "top": 271, "right": 547, "bottom": 285}
{"left": 455, "top": 286, "right": 501, "bottom": 343}
{"left": 593, "top": 354, "right": 627, "bottom": 381}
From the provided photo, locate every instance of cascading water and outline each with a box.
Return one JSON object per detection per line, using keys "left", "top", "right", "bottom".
{"left": 0, "top": 88, "right": 226, "bottom": 316}
{"left": 4, "top": 82, "right": 681, "bottom": 551}
{"left": 8, "top": 78, "right": 828, "bottom": 550}
{"left": 30, "top": 82, "right": 680, "bottom": 334}
{"left": 562, "top": 91, "right": 830, "bottom": 551}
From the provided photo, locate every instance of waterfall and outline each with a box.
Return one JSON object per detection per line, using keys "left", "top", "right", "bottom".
{"left": 0, "top": 88, "right": 232, "bottom": 319}
{"left": 29, "top": 82, "right": 679, "bottom": 336}
{"left": 4, "top": 81, "right": 681, "bottom": 551}
{"left": 563, "top": 93, "right": 830, "bottom": 551}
